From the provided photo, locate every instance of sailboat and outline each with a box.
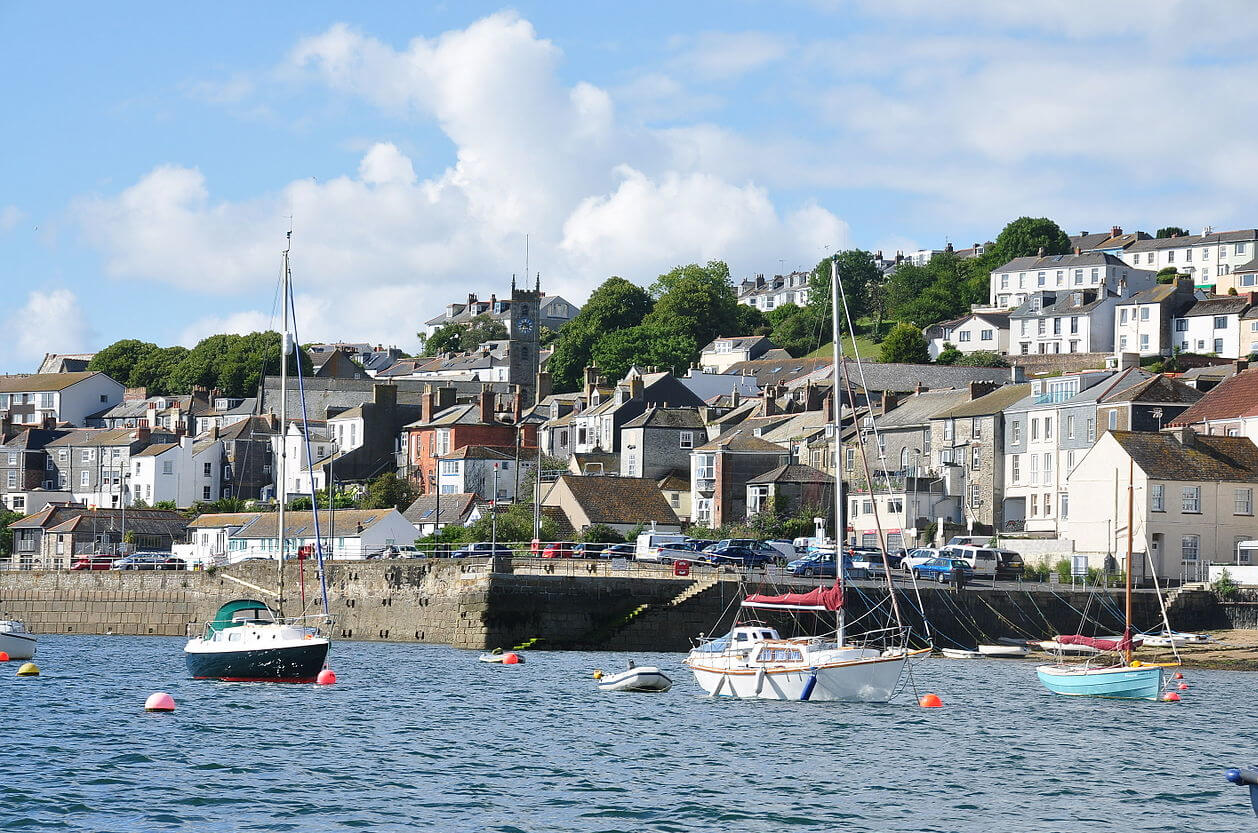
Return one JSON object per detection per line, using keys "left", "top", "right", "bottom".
{"left": 684, "top": 258, "right": 927, "bottom": 702}
{"left": 184, "top": 232, "right": 332, "bottom": 682}
{"left": 0, "top": 618, "right": 36, "bottom": 660}
{"left": 1036, "top": 458, "right": 1166, "bottom": 700}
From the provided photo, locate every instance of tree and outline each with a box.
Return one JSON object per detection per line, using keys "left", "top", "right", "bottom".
{"left": 359, "top": 472, "right": 417, "bottom": 511}
{"left": 579, "top": 524, "right": 624, "bottom": 544}
{"left": 955, "top": 350, "right": 1008, "bottom": 368}
{"left": 642, "top": 261, "right": 746, "bottom": 353}
{"left": 88, "top": 340, "right": 161, "bottom": 387}
{"left": 935, "top": 343, "right": 962, "bottom": 365}
{"left": 589, "top": 323, "right": 696, "bottom": 383}
{"left": 459, "top": 314, "right": 508, "bottom": 351}
{"left": 765, "top": 305, "right": 828, "bottom": 357}
{"left": 129, "top": 346, "right": 189, "bottom": 395}
{"left": 463, "top": 503, "right": 557, "bottom": 544}
{"left": 808, "top": 251, "right": 878, "bottom": 327}
{"left": 548, "top": 277, "right": 653, "bottom": 391}
{"left": 0, "top": 508, "right": 23, "bottom": 557}
{"left": 425, "top": 323, "right": 462, "bottom": 356}
{"left": 879, "top": 323, "right": 930, "bottom": 364}
{"left": 1156, "top": 267, "right": 1179, "bottom": 284}
{"left": 1156, "top": 226, "right": 1188, "bottom": 239}
{"left": 987, "top": 217, "right": 1072, "bottom": 266}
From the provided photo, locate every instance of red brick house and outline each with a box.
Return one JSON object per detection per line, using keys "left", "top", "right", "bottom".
{"left": 404, "top": 385, "right": 537, "bottom": 495}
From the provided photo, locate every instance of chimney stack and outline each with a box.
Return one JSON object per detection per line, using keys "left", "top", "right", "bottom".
{"left": 513, "top": 384, "right": 523, "bottom": 424}
{"left": 1111, "top": 225, "right": 1122, "bottom": 238}
{"left": 421, "top": 384, "right": 435, "bottom": 424}
{"left": 479, "top": 385, "right": 494, "bottom": 424}
{"left": 1037, "top": 246, "right": 1045, "bottom": 257}
{"left": 1173, "top": 425, "right": 1195, "bottom": 448}
{"left": 881, "top": 390, "right": 898, "bottom": 413}
{"left": 1073, "top": 246, "right": 1082, "bottom": 255}
{"left": 210, "top": 424, "right": 220, "bottom": 440}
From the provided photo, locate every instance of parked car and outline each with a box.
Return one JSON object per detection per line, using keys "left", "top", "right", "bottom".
{"left": 707, "top": 539, "right": 786, "bottom": 563}
{"left": 635, "top": 532, "right": 689, "bottom": 562}
{"left": 787, "top": 552, "right": 838, "bottom": 578}
{"left": 940, "top": 545, "right": 999, "bottom": 579}
{"left": 994, "top": 549, "right": 1025, "bottom": 580}
{"left": 450, "top": 542, "right": 514, "bottom": 558}
{"left": 704, "top": 546, "right": 773, "bottom": 569}
{"left": 111, "top": 553, "right": 187, "bottom": 571}
{"left": 369, "top": 544, "right": 420, "bottom": 559}
{"left": 541, "top": 541, "right": 577, "bottom": 559}
{"left": 685, "top": 538, "right": 718, "bottom": 552}
{"left": 572, "top": 542, "right": 608, "bottom": 558}
{"left": 946, "top": 535, "right": 992, "bottom": 548}
{"left": 601, "top": 543, "right": 636, "bottom": 559}
{"left": 69, "top": 555, "right": 117, "bottom": 571}
{"left": 901, "top": 547, "right": 944, "bottom": 573}
{"left": 912, "top": 557, "right": 974, "bottom": 584}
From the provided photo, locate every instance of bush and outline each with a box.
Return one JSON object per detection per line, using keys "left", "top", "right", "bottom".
{"left": 1213, "top": 568, "right": 1240, "bottom": 600}
{"left": 580, "top": 524, "right": 623, "bottom": 544}
{"left": 1054, "top": 558, "right": 1073, "bottom": 583}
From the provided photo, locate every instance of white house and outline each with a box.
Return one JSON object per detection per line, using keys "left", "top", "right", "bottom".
{"left": 1067, "top": 428, "right": 1258, "bottom": 581}
{"left": 1112, "top": 277, "right": 1200, "bottom": 358}
{"left": 1007, "top": 288, "right": 1120, "bottom": 355}
{"left": 130, "top": 436, "right": 224, "bottom": 507}
{"left": 1119, "top": 229, "right": 1258, "bottom": 294}
{"left": 184, "top": 508, "right": 417, "bottom": 564}
{"left": 736, "top": 271, "right": 811, "bottom": 312}
{"left": 699, "top": 336, "right": 777, "bottom": 374}
{"left": 436, "top": 446, "right": 533, "bottom": 502}
{"left": 0, "top": 371, "right": 124, "bottom": 427}
{"left": 924, "top": 312, "right": 1009, "bottom": 359}
{"left": 1171, "top": 296, "right": 1252, "bottom": 358}
{"left": 989, "top": 252, "right": 1154, "bottom": 311}
{"left": 270, "top": 421, "right": 334, "bottom": 501}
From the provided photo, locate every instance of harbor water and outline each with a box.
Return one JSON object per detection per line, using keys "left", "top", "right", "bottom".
{"left": 1, "top": 635, "right": 1252, "bottom": 832}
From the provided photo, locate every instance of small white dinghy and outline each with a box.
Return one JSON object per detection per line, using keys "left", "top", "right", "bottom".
{"left": 479, "top": 650, "right": 524, "bottom": 664}
{"left": 594, "top": 662, "right": 672, "bottom": 692}
{"left": 1142, "top": 631, "right": 1210, "bottom": 648}
{"left": 1037, "top": 640, "right": 1101, "bottom": 656}
{"left": 940, "top": 648, "right": 984, "bottom": 659}
{"left": 978, "top": 644, "right": 1029, "bottom": 658}
{"left": 0, "top": 620, "right": 36, "bottom": 660}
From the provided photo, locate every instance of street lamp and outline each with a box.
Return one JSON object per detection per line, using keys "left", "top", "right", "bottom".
{"left": 907, "top": 448, "right": 921, "bottom": 548}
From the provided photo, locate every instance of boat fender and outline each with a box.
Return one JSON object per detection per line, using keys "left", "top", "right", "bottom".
{"left": 754, "top": 667, "right": 766, "bottom": 695}
{"left": 799, "top": 671, "right": 817, "bottom": 701}
{"left": 593, "top": 669, "right": 604, "bottom": 680}
{"left": 1223, "top": 767, "right": 1258, "bottom": 817}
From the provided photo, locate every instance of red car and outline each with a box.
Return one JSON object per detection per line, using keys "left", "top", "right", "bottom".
{"left": 70, "top": 555, "right": 117, "bottom": 571}
{"left": 541, "top": 541, "right": 577, "bottom": 559}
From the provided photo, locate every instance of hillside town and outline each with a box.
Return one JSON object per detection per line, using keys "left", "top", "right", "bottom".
{"left": 3, "top": 219, "right": 1258, "bottom": 586}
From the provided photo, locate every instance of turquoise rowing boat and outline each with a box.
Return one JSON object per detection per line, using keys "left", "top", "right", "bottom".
{"left": 1036, "top": 663, "right": 1164, "bottom": 700}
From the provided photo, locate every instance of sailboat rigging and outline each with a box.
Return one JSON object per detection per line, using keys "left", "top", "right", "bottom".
{"left": 183, "top": 231, "right": 332, "bottom": 682}
{"left": 683, "top": 256, "right": 926, "bottom": 702}
{"left": 1036, "top": 457, "right": 1169, "bottom": 700}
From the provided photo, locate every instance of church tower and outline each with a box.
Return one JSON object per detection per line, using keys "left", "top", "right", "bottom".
{"left": 508, "top": 274, "right": 542, "bottom": 409}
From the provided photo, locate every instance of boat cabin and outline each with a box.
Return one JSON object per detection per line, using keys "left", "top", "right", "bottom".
{"left": 207, "top": 599, "right": 278, "bottom": 634}
{"left": 732, "top": 623, "right": 781, "bottom": 643}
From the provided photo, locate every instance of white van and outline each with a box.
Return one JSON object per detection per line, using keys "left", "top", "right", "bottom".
{"left": 635, "top": 532, "right": 689, "bottom": 562}
{"left": 942, "top": 545, "right": 998, "bottom": 578}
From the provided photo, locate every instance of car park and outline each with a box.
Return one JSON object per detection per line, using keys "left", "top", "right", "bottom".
{"left": 787, "top": 552, "right": 838, "bottom": 578}
{"left": 940, "top": 545, "right": 999, "bottom": 579}
{"left": 704, "top": 546, "right": 773, "bottom": 569}
{"left": 571, "top": 542, "right": 607, "bottom": 558}
{"left": 111, "top": 553, "right": 187, "bottom": 570}
{"left": 69, "top": 554, "right": 120, "bottom": 571}
{"left": 635, "top": 532, "right": 689, "bottom": 562}
{"left": 602, "top": 543, "right": 636, "bottom": 559}
{"left": 912, "top": 557, "right": 974, "bottom": 584}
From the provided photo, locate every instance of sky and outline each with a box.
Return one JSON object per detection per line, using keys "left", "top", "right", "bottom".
{"left": 4, "top": 0, "right": 1258, "bottom": 372}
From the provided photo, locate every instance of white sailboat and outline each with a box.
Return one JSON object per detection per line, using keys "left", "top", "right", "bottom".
{"left": 0, "top": 619, "right": 36, "bottom": 660}
{"left": 684, "top": 257, "right": 927, "bottom": 702}
{"left": 184, "top": 232, "right": 332, "bottom": 682}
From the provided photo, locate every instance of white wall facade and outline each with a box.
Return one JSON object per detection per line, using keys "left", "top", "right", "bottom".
{"left": 1173, "top": 313, "right": 1244, "bottom": 358}
{"left": 927, "top": 316, "right": 1008, "bottom": 359}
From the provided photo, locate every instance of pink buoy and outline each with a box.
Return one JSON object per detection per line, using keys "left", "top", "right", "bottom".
{"left": 1162, "top": 691, "right": 1180, "bottom": 702}
{"left": 144, "top": 692, "right": 176, "bottom": 712}
{"left": 316, "top": 668, "right": 337, "bottom": 685}
{"left": 502, "top": 652, "right": 521, "bottom": 665}
{"left": 1178, "top": 682, "right": 1189, "bottom": 691}
{"left": 1173, "top": 672, "right": 1184, "bottom": 680}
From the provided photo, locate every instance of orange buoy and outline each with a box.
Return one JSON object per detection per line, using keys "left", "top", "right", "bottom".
{"left": 0, "top": 651, "right": 9, "bottom": 662}
{"left": 1162, "top": 691, "right": 1181, "bottom": 702}
{"left": 1178, "top": 682, "right": 1189, "bottom": 691}
{"left": 144, "top": 692, "right": 175, "bottom": 712}
{"left": 918, "top": 693, "right": 942, "bottom": 708}
{"left": 316, "top": 668, "right": 337, "bottom": 685}
{"left": 502, "top": 652, "right": 521, "bottom": 665}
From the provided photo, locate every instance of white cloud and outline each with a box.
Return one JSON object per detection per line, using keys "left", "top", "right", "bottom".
{"left": 0, "top": 204, "right": 24, "bottom": 232}
{"left": 2, "top": 289, "right": 95, "bottom": 369}
{"left": 75, "top": 13, "right": 844, "bottom": 351}
{"left": 673, "top": 31, "right": 790, "bottom": 81}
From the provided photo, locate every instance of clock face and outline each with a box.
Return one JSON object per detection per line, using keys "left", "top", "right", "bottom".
{"left": 518, "top": 316, "right": 534, "bottom": 334}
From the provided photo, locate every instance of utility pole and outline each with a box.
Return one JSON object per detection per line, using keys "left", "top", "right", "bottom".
{"left": 491, "top": 463, "right": 499, "bottom": 549}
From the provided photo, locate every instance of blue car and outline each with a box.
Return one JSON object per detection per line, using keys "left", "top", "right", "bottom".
{"left": 912, "top": 557, "right": 974, "bottom": 584}
{"left": 787, "top": 552, "right": 866, "bottom": 579}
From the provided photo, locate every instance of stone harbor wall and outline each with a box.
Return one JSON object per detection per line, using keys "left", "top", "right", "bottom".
{"left": 0, "top": 561, "right": 1242, "bottom": 652}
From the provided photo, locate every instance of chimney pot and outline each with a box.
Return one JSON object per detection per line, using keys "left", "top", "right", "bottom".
{"left": 1073, "top": 246, "right": 1081, "bottom": 255}
{"left": 1037, "top": 246, "right": 1045, "bottom": 257}
{"left": 1111, "top": 225, "right": 1122, "bottom": 238}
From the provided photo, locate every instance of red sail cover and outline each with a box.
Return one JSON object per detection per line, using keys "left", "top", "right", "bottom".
{"left": 742, "top": 584, "right": 844, "bottom": 611}
{"left": 1056, "top": 632, "right": 1139, "bottom": 652}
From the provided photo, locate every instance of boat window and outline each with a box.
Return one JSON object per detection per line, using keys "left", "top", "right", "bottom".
{"left": 759, "top": 648, "right": 803, "bottom": 662}
{"left": 760, "top": 631, "right": 774, "bottom": 639}
{"left": 228, "top": 631, "right": 241, "bottom": 641}
{"left": 735, "top": 633, "right": 748, "bottom": 641}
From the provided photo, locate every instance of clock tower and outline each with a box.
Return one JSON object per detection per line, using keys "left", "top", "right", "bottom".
{"left": 508, "top": 274, "right": 542, "bottom": 409}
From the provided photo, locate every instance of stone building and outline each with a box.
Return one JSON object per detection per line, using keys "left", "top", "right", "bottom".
{"left": 619, "top": 407, "right": 705, "bottom": 481}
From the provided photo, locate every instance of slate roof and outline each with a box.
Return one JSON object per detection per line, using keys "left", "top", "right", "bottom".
{"left": 1168, "top": 368, "right": 1258, "bottom": 425}
{"left": 1112, "top": 430, "right": 1258, "bottom": 483}
{"left": 694, "top": 428, "right": 788, "bottom": 454}
{"left": 442, "top": 445, "right": 514, "bottom": 460}
{"left": 47, "top": 428, "right": 172, "bottom": 448}
{"left": 621, "top": 407, "right": 705, "bottom": 430}
{"left": 188, "top": 509, "right": 397, "bottom": 538}
{"left": 10, "top": 506, "right": 187, "bottom": 536}
{"left": 1008, "top": 288, "right": 1108, "bottom": 318}
{"left": 1126, "top": 235, "right": 1204, "bottom": 252}
{"left": 934, "top": 384, "right": 1032, "bottom": 419}
{"left": 134, "top": 442, "right": 180, "bottom": 457}
{"left": 0, "top": 371, "right": 109, "bottom": 393}
{"left": 1098, "top": 374, "right": 1203, "bottom": 405}
{"left": 874, "top": 389, "right": 973, "bottom": 428}
{"left": 402, "top": 493, "right": 478, "bottom": 526}
{"left": 1234, "top": 257, "right": 1258, "bottom": 274}
{"left": 924, "top": 311, "right": 1009, "bottom": 338}
{"left": 657, "top": 472, "right": 690, "bottom": 491}
{"left": 723, "top": 357, "right": 833, "bottom": 386}
{"left": 836, "top": 360, "right": 1011, "bottom": 394}
{"left": 992, "top": 252, "right": 1130, "bottom": 273}
{"left": 218, "top": 416, "right": 276, "bottom": 441}
{"left": 1117, "top": 283, "right": 1184, "bottom": 306}
{"left": 553, "top": 475, "right": 679, "bottom": 526}
{"left": 747, "top": 463, "right": 830, "bottom": 485}
{"left": 1070, "top": 231, "right": 1114, "bottom": 251}
{"left": 700, "top": 335, "right": 772, "bottom": 353}
{"left": 1182, "top": 296, "right": 1251, "bottom": 317}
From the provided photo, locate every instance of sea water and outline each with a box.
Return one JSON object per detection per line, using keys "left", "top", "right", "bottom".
{"left": 0, "top": 635, "right": 1251, "bottom": 832}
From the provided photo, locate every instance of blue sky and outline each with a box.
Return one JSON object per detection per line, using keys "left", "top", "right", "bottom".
{"left": 4, "top": 1, "right": 1258, "bottom": 372}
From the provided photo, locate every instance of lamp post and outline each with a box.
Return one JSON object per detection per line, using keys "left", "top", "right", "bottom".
{"left": 491, "top": 463, "right": 499, "bottom": 550}
{"left": 907, "top": 448, "right": 921, "bottom": 548}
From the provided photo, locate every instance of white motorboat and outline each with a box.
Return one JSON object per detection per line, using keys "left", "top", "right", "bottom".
{"left": 0, "top": 620, "right": 36, "bottom": 660}
{"left": 595, "top": 663, "right": 672, "bottom": 692}
{"left": 1142, "top": 631, "right": 1210, "bottom": 648}
{"left": 978, "top": 644, "right": 1029, "bottom": 658}
{"left": 940, "top": 648, "right": 984, "bottom": 659}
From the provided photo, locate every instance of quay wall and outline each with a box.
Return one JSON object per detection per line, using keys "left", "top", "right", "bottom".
{"left": 0, "top": 560, "right": 1240, "bottom": 652}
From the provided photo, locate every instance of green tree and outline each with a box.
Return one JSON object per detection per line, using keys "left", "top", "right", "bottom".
{"left": 589, "top": 323, "right": 696, "bottom": 383}
{"left": 359, "top": 472, "right": 417, "bottom": 511}
{"left": 809, "top": 251, "right": 878, "bottom": 327}
{"left": 459, "top": 314, "right": 509, "bottom": 351}
{"left": 425, "top": 323, "right": 462, "bottom": 356}
{"left": 463, "top": 503, "right": 557, "bottom": 544}
{"left": 154, "top": 500, "right": 177, "bottom": 510}
{"left": 642, "top": 261, "right": 746, "bottom": 353}
{"left": 765, "top": 305, "right": 829, "bottom": 357}
{"left": 935, "top": 343, "right": 962, "bottom": 365}
{"left": 88, "top": 339, "right": 161, "bottom": 387}
{"left": 879, "top": 323, "right": 930, "bottom": 364}
{"left": 0, "top": 508, "right": 24, "bottom": 556}
{"left": 548, "top": 277, "right": 653, "bottom": 391}
{"left": 579, "top": 523, "right": 624, "bottom": 544}
{"left": 1156, "top": 226, "right": 1188, "bottom": 239}
{"left": 955, "top": 350, "right": 1008, "bottom": 368}
{"left": 1156, "top": 267, "right": 1179, "bottom": 284}
{"left": 986, "top": 217, "right": 1072, "bottom": 266}
{"left": 129, "top": 345, "right": 189, "bottom": 395}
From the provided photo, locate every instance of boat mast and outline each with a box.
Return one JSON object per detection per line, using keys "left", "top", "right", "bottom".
{"left": 829, "top": 257, "right": 846, "bottom": 646}
{"left": 277, "top": 231, "right": 291, "bottom": 617}
{"left": 1124, "top": 455, "right": 1134, "bottom": 666}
